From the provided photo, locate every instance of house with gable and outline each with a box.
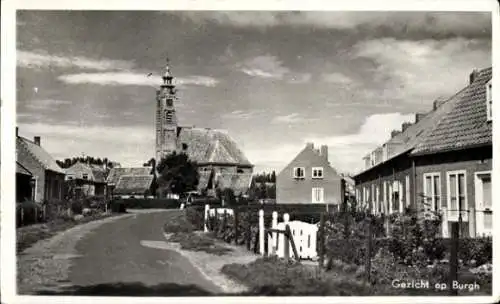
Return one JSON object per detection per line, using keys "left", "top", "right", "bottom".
{"left": 16, "top": 127, "right": 66, "bottom": 202}
{"left": 106, "top": 167, "right": 155, "bottom": 198}
{"left": 353, "top": 67, "right": 492, "bottom": 237}
{"left": 64, "top": 161, "right": 108, "bottom": 198}
{"left": 153, "top": 60, "right": 253, "bottom": 197}
{"left": 277, "top": 143, "right": 343, "bottom": 205}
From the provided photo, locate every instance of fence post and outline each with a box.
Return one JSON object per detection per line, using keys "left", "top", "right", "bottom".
{"left": 365, "top": 216, "right": 373, "bottom": 284}
{"left": 204, "top": 204, "right": 210, "bottom": 233}
{"left": 21, "top": 207, "right": 24, "bottom": 226}
{"left": 43, "top": 204, "right": 46, "bottom": 221}
{"left": 246, "top": 211, "right": 251, "bottom": 251}
{"left": 259, "top": 209, "right": 265, "bottom": 255}
{"left": 319, "top": 212, "right": 325, "bottom": 268}
{"left": 234, "top": 208, "right": 239, "bottom": 244}
{"left": 223, "top": 209, "right": 228, "bottom": 242}
{"left": 272, "top": 211, "right": 278, "bottom": 252}
{"left": 283, "top": 213, "right": 290, "bottom": 261}
{"left": 442, "top": 207, "right": 449, "bottom": 237}
{"left": 449, "top": 221, "right": 459, "bottom": 296}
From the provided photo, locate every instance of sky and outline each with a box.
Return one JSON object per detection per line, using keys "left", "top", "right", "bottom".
{"left": 16, "top": 10, "right": 492, "bottom": 175}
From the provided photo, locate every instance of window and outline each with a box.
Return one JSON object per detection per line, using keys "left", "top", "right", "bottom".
{"left": 475, "top": 172, "right": 492, "bottom": 236}
{"left": 67, "top": 175, "right": 74, "bottom": 180}
{"left": 447, "top": 171, "right": 467, "bottom": 222}
{"left": 486, "top": 79, "right": 492, "bottom": 121}
{"left": 312, "top": 187, "right": 324, "bottom": 203}
{"left": 182, "top": 143, "right": 188, "bottom": 150}
{"left": 312, "top": 167, "right": 324, "bottom": 179}
{"left": 423, "top": 173, "right": 441, "bottom": 212}
{"left": 82, "top": 173, "right": 89, "bottom": 180}
{"left": 293, "top": 167, "right": 305, "bottom": 179}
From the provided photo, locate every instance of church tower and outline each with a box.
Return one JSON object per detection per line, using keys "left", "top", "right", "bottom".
{"left": 155, "top": 58, "right": 178, "bottom": 162}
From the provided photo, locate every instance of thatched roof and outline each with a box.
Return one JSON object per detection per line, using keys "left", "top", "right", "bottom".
{"left": 175, "top": 127, "right": 252, "bottom": 166}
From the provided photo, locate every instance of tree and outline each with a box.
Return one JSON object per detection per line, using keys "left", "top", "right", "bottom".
{"left": 156, "top": 152, "right": 199, "bottom": 196}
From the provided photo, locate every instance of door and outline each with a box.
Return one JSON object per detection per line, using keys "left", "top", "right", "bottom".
{"left": 312, "top": 187, "right": 324, "bottom": 203}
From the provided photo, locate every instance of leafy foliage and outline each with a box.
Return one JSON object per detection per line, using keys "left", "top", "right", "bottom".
{"left": 156, "top": 152, "right": 199, "bottom": 195}
{"left": 56, "top": 156, "right": 118, "bottom": 169}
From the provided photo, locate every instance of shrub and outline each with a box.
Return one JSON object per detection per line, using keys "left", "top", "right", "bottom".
{"left": 185, "top": 206, "right": 205, "bottom": 231}
{"left": 114, "top": 198, "right": 180, "bottom": 209}
{"left": 16, "top": 201, "right": 44, "bottom": 226}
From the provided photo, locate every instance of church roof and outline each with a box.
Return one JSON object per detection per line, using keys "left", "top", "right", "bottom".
{"left": 176, "top": 127, "right": 252, "bottom": 166}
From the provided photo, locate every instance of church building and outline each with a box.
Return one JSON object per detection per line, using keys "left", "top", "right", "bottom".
{"left": 155, "top": 60, "right": 254, "bottom": 196}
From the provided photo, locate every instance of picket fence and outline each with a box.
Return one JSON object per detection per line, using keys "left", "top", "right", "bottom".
{"left": 203, "top": 205, "right": 318, "bottom": 260}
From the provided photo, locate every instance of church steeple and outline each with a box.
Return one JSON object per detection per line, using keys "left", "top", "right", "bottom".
{"left": 155, "top": 57, "right": 179, "bottom": 162}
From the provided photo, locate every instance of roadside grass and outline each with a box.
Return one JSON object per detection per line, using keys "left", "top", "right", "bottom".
{"left": 221, "top": 256, "right": 373, "bottom": 296}
{"left": 17, "top": 213, "right": 117, "bottom": 254}
{"left": 164, "top": 210, "right": 232, "bottom": 256}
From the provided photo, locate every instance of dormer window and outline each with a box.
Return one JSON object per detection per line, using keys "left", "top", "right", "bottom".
{"left": 312, "top": 167, "right": 324, "bottom": 179}
{"left": 486, "top": 79, "right": 492, "bottom": 121}
{"left": 82, "top": 173, "right": 89, "bottom": 180}
{"left": 293, "top": 167, "right": 305, "bottom": 179}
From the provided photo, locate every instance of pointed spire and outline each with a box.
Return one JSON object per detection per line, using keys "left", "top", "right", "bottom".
{"left": 162, "top": 57, "right": 173, "bottom": 84}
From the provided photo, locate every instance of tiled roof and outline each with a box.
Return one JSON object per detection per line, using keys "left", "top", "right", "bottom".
{"left": 215, "top": 173, "right": 253, "bottom": 196}
{"left": 16, "top": 162, "right": 32, "bottom": 176}
{"left": 17, "top": 136, "right": 65, "bottom": 174}
{"left": 114, "top": 175, "right": 154, "bottom": 195}
{"left": 177, "top": 127, "right": 252, "bottom": 166}
{"left": 65, "top": 162, "right": 107, "bottom": 183}
{"left": 353, "top": 75, "right": 470, "bottom": 177}
{"left": 411, "top": 67, "right": 492, "bottom": 155}
{"left": 107, "top": 167, "right": 152, "bottom": 185}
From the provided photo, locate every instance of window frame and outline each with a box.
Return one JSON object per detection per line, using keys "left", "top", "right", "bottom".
{"left": 293, "top": 167, "right": 305, "bottom": 179}
{"left": 446, "top": 170, "right": 468, "bottom": 222}
{"left": 311, "top": 187, "right": 325, "bottom": 203}
{"left": 474, "top": 171, "right": 492, "bottom": 236}
{"left": 486, "top": 79, "right": 492, "bottom": 121}
{"left": 423, "top": 172, "right": 441, "bottom": 212}
{"left": 311, "top": 167, "right": 324, "bottom": 179}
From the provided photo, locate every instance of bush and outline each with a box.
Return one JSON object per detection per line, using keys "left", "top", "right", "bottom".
{"left": 185, "top": 206, "right": 205, "bottom": 231}
{"left": 111, "top": 198, "right": 180, "bottom": 209}
{"left": 16, "top": 201, "right": 44, "bottom": 227}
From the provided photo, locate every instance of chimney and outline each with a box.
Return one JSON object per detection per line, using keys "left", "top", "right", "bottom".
{"left": 391, "top": 130, "right": 401, "bottom": 138}
{"left": 401, "top": 122, "right": 412, "bottom": 132}
{"left": 16, "top": 127, "right": 19, "bottom": 137}
{"left": 469, "top": 68, "right": 479, "bottom": 85}
{"left": 306, "top": 142, "right": 314, "bottom": 150}
{"left": 34, "top": 136, "right": 41, "bottom": 146}
{"left": 320, "top": 145, "right": 328, "bottom": 161}
{"left": 415, "top": 113, "right": 426, "bottom": 123}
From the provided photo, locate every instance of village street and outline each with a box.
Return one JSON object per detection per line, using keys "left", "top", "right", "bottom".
{"left": 19, "top": 210, "right": 221, "bottom": 296}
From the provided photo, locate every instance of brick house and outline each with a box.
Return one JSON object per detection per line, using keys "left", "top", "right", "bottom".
{"left": 64, "top": 162, "right": 108, "bottom": 198}
{"left": 277, "top": 143, "right": 343, "bottom": 205}
{"left": 16, "top": 128, "right": 66, "bottom": 202}
{"left": 353, "top": 67, "right": 492, "bottom": 237}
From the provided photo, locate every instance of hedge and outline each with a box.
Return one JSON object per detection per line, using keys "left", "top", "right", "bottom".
{"left": 111, "top": 198, "right": 180, "bottom": 209}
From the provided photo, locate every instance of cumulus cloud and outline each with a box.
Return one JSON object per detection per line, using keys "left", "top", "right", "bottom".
{"left": 57, "top": 72, "right": 220, "bottom": 87}
{"left": 17, "top": 50, "right": 133, "bottom": 71}
{"left": 352, "top": 37, "right": 491, "bottom": 104}
{"left": 248, "top": 112, "right": 415, "bottom": 174}
{"left": 178, "top": 11, "right": 491, "bottom": 39}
